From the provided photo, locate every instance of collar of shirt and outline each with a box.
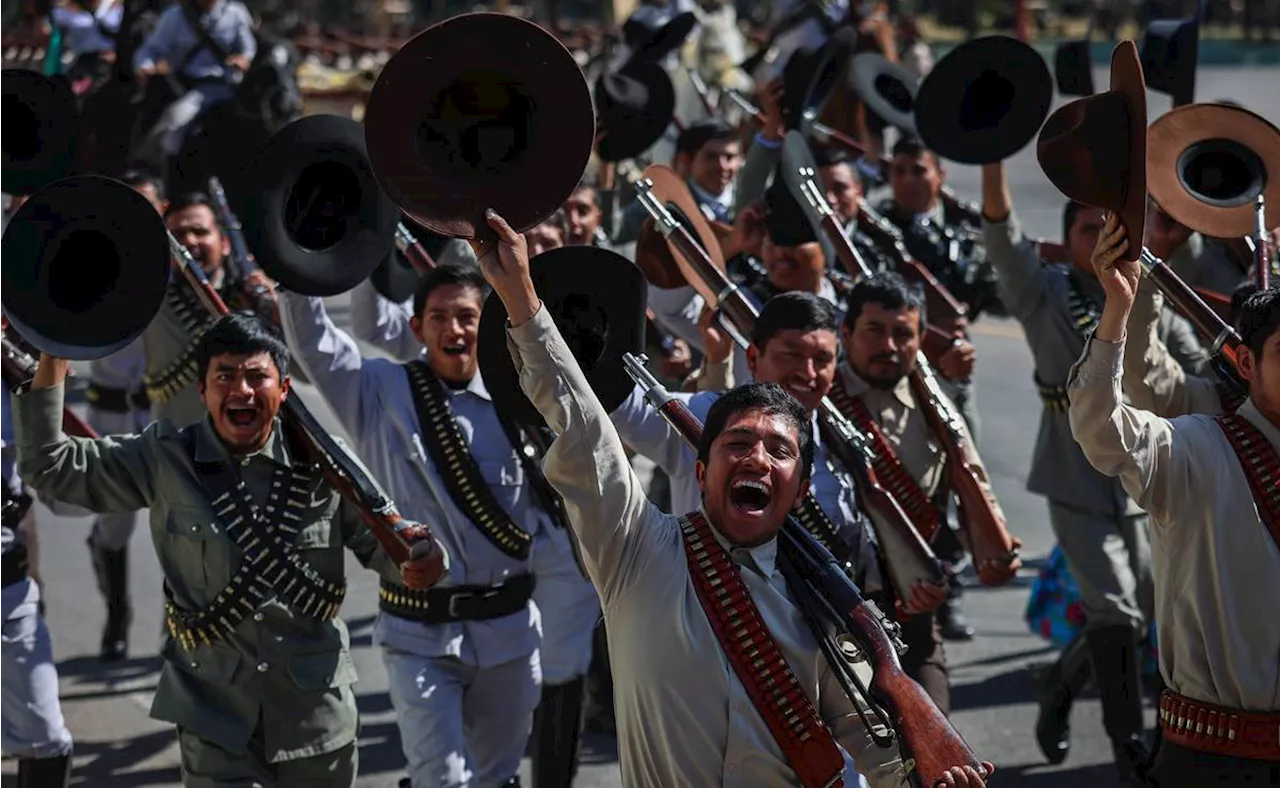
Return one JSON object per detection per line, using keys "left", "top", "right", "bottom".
{"left": 193, "top": 416, "right": 293, "bottom": 468}
{"left": 817, "top": 276, "right": 839, "bottom": 306}
{"left": 838, "top": 362, "right": 914, "bottom": 410}
{"left": 914, "top": 201, "right": 945, "bottom": 225}
{"left": 1239, "top": 398, "right": 1280, "bottom": 452}
{"left": 702, "top": 506, "right": 780, "bottom": 579}
{"left": 444, "top": 370, "right": 492, "bottom": 402}
{"left": 688, "top": 180, "right": 732, "bottom": 215}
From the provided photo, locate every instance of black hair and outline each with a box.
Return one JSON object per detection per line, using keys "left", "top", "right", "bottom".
{"left": 843, "top": 271, "right": 927, "bottom": 332}
{"left": 813, "top": 144, "right": 851, "bottom": 168}
{"left": 1237, "top": 287, "right": 1280, "bottom": 360}
{"left": 698, "top": 382, "right": 815, "bottom": 484}
{"left": 412, "top": 264, "right": 490, "bottom": 319}
{"left": 1229, "top": 280, "right": 1260, "bottom": 327}
{"left": 1062, "top": 200, "right": 1090, "bottom": 241}
{"left": 891, "top": 135, "right": 934, "bottom": 163}
{"left": 753, "top": 291, "right": 839, "bottom": 349}
{"left": 675, "top": 118, "right": 736, "bottom": 158}
{"left": 165, "top": 191, "right": 216, "bottom": 219}
{"left": 571, "top": 180, "right": 599, "bottom": 204}
{"left": 196, "top": 313, "right": 290, "bottom": 382}
{"left": 118, "top": 168, "right": 166, "bottom": 201}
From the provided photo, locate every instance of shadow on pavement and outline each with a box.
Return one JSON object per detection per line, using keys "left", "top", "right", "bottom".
{"left": 992, "top": 761, "right": 1124, "bottom": 787}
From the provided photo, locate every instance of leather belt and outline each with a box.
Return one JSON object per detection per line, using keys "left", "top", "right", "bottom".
{"left": 1159, "top": 690, "right": 1280, "bottom": 762}
{"left": 1034, "top": 375, "right": 1071, "bottom": 413}
{"left": 378, "top": 573, "right": 535, "bottom": 625}
{"left": 85, "top": 382, "right": 150, "bottom": 413}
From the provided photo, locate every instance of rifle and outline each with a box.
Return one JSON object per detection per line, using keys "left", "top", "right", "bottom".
{"left": 684, "top": 66, "right": 719, "bottom": 118}
{"left": 165, "top": 231, "right": 439, "bottom": 567}
{"left": 1255, "top": 195, "right": 1272, "bottom": 290}
{"left": 623, "top": 353, "right": 989, "bottom": 788}
{"left": 2, "top": 331, "right": 97, "bottom": 439}
{"left": 395, "top": 221, "right": 438, "bottom": 274}
{"left": 789, "top": 162, "right": 1020, "bottom": 585}
{"left": 633, "top": 176, "right": 946, "bottom": 599}
{"left": 207, "top": 176, "right": 281, "bottom": 330}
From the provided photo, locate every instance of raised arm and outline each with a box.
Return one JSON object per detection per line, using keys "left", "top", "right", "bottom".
{"left": 980, "top": 162, "right": 1047, "bottom": 322}
{"left": 1121, "top": 272, "right": 1223, "bottom": 418}
{"left": 133, "top": 5, "right": 178, "bottom": 71}
{"left": 276, "top": 291, "right": 388, "bottom": 441}
{"left": 347, "top": 279, "right": 422, "bottom": 362}
{"left": 477, "top": 211, "right": 665, "bottom": 606}
{"left": 14, "top": 358, "right": 155, "bottom": 514}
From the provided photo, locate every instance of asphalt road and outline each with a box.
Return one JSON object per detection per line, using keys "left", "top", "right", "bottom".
{"left": 3, "top": 64, "right": 1277, "bottom": 788}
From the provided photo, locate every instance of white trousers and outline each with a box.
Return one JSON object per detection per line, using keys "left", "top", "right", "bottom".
{"left": 531, "top": 525, "right": 600, "bottom": 686}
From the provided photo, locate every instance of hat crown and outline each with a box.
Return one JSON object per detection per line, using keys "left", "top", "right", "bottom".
{"left": 1038, "top": 92, "right": 1133, "bottom": 212}
{"left": 598, "top": 72, "right": 650, "bottom": 112}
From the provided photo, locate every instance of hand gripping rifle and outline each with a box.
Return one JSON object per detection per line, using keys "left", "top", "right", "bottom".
{"left": 623, "top": 353, "right": 989, "bottom": 788}
{"left": 633, "top": 176, "right": 946, "bottom": 599}
{"left": 790, "top": 163, "right": 1021, "bottom": 585}
{"left": 166, "top": 232, "right": 438, "bottom": 567}
{"left": 207, "top": 176, "right": 282, "bottom": 330}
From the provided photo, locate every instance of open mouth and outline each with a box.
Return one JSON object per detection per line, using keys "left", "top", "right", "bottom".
{"left": 441, "top": 344, "right": 467, "bottom": 357}
{"left": 225, "top": 406, "right": 258, "bottom": 427}
{"left": 729, "top": 478, "right": 772, "bottom": 514}
{"left": 786, "top": 380, "right": 816, "bottom": 399}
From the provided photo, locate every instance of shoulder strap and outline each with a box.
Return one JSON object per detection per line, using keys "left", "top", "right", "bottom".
{"left": 404, "top": 361, "right": 532, "bottom": 560}
{"left": 175, "top": 0, "right": 232, "bottom": 74}
{"left": 1214, "top": 413, "right": 1280, "bottom": 552}
{"left": 827, "top": 377, "right": 940, "bottom": 542}
{"left": 678, "top": 511, "right": 845, "bottom": 788}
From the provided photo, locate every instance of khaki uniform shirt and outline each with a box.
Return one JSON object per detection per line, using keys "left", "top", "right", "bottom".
{"left": 1068, "top": 337, "right": 1280, "bottom": 711}
{"left": 507, "top": 306, "right": 907, "bottom": 787}
{"left": 13, "top": 383, "right": 401, "bottom": 760}
{"left": 1121, "top": 282, "right": 1224, "bottom": 418}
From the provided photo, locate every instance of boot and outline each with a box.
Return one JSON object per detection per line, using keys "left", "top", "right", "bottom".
{"left": 88, "top": 536, "right": 131, "bottom": 662}
{"left": 530, "top": 676, "right": 587, "bottom": 788}
{"left": 17, "top": 754, "right": 72, "bottom": 788}
{"left": 1035, "top": 630, "right": 1092, "bottom": 764}
{"left": 936, "top": 586, "right": 975, "bottom": 641}
{"left": 1085, "top": 625, "right": 1150, "bottom": 785}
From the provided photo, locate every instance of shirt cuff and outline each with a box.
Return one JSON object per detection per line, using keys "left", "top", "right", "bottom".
{"left": 13, "top": 383, "right": 68, "bottom": 451}
{"left": 1067, "top": 334, "right": 1124, "bottom": 390}
{"left": 506, "top": 302, "right": 555, "bottom": 352}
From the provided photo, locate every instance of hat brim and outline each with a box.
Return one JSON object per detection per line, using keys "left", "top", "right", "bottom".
{"left": 1112, "top": 41, "right": 1148, "bottom": 262}
{"left": 915, "top": 36, "right": 1053, "bottom": 165}
{"left": 798, "top": 28, "right": 859, "bottom": 128}
{"left": 477, "top": 246, "right": 647, "bottom": 430}
{"left": 370, "top": 248, "right": 420, "bottom": 304}
{"left": 1148, "top": 103, "right": 1280, "bottom": 237}
{"left": 779, "top": 131, "right": 831, "bottom": 244}
{"left": 1, "top": 176, "right": 169, "bottom": 360}
{"left": 596, "top": 62, "right": 677, "bottom": 163}
{"left": 633, "top": 165, "right": 729, "bottom": 304}
{"left": 850, "top": 53, "right": 919, "bottom": 136}
{"left": 243, "top": 114, "right": 398, "bottom": 297}
{"left": 2, "top": 69, "right": 79, "bottom": 195}
{"left": 364, "top": 13, "right": 595, "bottom": 240}
{"left": 625, "top": 12, "right": 697, "bottom": 67}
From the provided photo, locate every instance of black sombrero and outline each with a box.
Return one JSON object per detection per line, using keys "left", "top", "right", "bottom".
{"left": 849, "top": 52, "right": 919, "bottom": 136}
{"left": 595, "top": 61, "right": 677, "bottom": 162}
{"left": 478, "top": 245, "right": 647, "bottom": 430}
{"left": 2, "top": 69, "right": 79, "bottom": 196}
{"left": 624, "top": 11, "right": 697, "bottom": 67}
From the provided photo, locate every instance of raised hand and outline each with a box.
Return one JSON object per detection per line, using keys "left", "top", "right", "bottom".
{"left": 473, "top": 209, "right": 540, "bottom": 326}
{"left": 1091, "top": 213, "right": 1141, "bottom": 307}
{"left": 697, "top": 305, "right": 734, "bottom": 365}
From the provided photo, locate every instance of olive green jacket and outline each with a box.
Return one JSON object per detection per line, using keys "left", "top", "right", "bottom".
{"left": 14, "top": 383, "right": 402, "bottom": 763}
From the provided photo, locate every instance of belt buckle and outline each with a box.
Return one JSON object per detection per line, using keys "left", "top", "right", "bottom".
{"left": 447, "top": 591, "right": 475, "bottom": 618}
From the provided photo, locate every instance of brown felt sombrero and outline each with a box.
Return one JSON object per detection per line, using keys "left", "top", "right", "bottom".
{"left": 633, "top": 165, "right": 730, "bottom": 297}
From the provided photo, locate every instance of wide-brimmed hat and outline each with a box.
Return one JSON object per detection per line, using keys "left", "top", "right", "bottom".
{"left": 781, "top": 27, "right": 858, "bottom": 131}
{"left": 1, "top": 176, "right": 169, "bottom": 360}
{"left": 848, "top": 52, "right": 919, "bottom": 136}
{"left": 243, "top": 114, "right": 398, "bottom": 296}
{"left": 1147, "top": 103, "right": 1280, "bottom": 237}
{"left": 623, "top": 11, "right": 697, "bottom": 67}
{"left": 477, "top": 245, "right": 647, "bottom": 429}
{"left": 1037, "top": 41, "right": 1147, "bottom": 262}
{"left": 2, "top": 69, "right": 79, "bottom": 195}
{"left": 632, "top": 165, "right": 729, "bottom": 295}
{"left": 916, "top": 36, "right": 1053, "bottom": 165}
{"left": 775, "top": 131, "right": 827, "bottom": 246}
{"left": 1054, "top": 38, "right": 1095, "bottom": 97}
{"left": 1140, "top": 10, "right": 1200, "bottom": 107}
{"left": 594, "top": 61, "right": 676, "bottom": 162}
{"left": 364, "top": 13, "right": 595, "bottom": 242}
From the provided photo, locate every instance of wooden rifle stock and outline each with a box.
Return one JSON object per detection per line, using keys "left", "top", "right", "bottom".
{"left": 166, "top": 232, "right": 437, "bottom": 568}
{"left": 623, "top": 356, "right": 986, "bottom": 787}
{"left": 908, "top": 359, "right": 1020, "bottom": 586}
{"left": 1, "top": 334, "right": 98, "bottom": 439}
{"left": 207, "top": 176, "right": 281, "bottom": 329}
{"left": 1138, "top": 248, "right": 1246, "bottom": 386}
{"left": 854, "top": 201, "right": 969, "bottom": 331}
{"left": 395, "top": 222, "right": 437, "bottom": 273}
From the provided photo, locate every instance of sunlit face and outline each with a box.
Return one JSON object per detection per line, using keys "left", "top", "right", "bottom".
{"left": 696, "top": 408, "right": 810, "bottom": 547}
{"left": 762, "top": 238, "right": 826, "bottom": 294}
{"left": 747, "top": 329, "right": 839, "bottom": 413}
{"left": 889, "top": 151, "right": 944, "bottom": 215}
{"left": 1068, "top": 205, "right": 1106, "bottom": 275}
{"left": 410, "top": 284, "right": 483, "bottom": 384}
{"left": 819, "top": 162, "right": 861, "bottom": 223}
{"left": 841, "top": 302, "right": 921, "bottom": 389}
{"left": 166, "top": 204, "right": 229, "bottom": 276}
{"left": 198, "top": 352, "right": 289, "bottom": 453}
{"left": 563, "top": 188, "right": 601, "bottom": 246}
{"left": 684, "top": 138, "right": 742, "bottom": 196}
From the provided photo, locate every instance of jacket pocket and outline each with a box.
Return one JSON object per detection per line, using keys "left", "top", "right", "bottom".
{"left": 287, "top": 648, "right": 358, "bottom": 691}
{"left": 163, "top": 504, "right": 232, "bottom": 600}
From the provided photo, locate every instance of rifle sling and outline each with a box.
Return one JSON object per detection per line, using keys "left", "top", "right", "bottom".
{"left": 679, "top": 511, "right": 845, "bottom": 788}
{"left": 404, "top": 361, "right": 532, "bottom": 560}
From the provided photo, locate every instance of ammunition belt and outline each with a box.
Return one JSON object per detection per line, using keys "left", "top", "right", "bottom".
{"left": 793, "top": 493, "right": 851, "bottom": 565}
{"left": 378, "top": 573, "right": 535, "bottom": 624}
{"left": 1034, "top": 375, "right": 1072, "bottom": 413}
{"left": 404, "top": 361, "right": 532, "bottom": 560}
{"left": 84, "top": 382, "right": 150, "bottom": 413}
{"left": 679, "top": 511, "right": 844, "bottom": 788}
{"left": 828, "top": 379, "right": 940, "bottom": 541}
{"left": 144, "top": 283, "right": 216, "bottom": 406}
{"left": 166, "top": 430, "right": 347, "bottom": 651}
{"left": 1216, "top": 412, "right": 1280, "bottom": 552}
{"left": 1215, "top": 380, "right": 1248, "bottom": 414}
{"left": 1159, "top": 689, "right": 1280, "bottom": 762}
{"left": 1066, "top": 272, "right": 1101, "bottom": 341}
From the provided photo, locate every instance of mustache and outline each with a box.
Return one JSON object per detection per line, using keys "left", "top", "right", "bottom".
{"left": 870, "top": 353, "right": 901, "bottom": 365}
